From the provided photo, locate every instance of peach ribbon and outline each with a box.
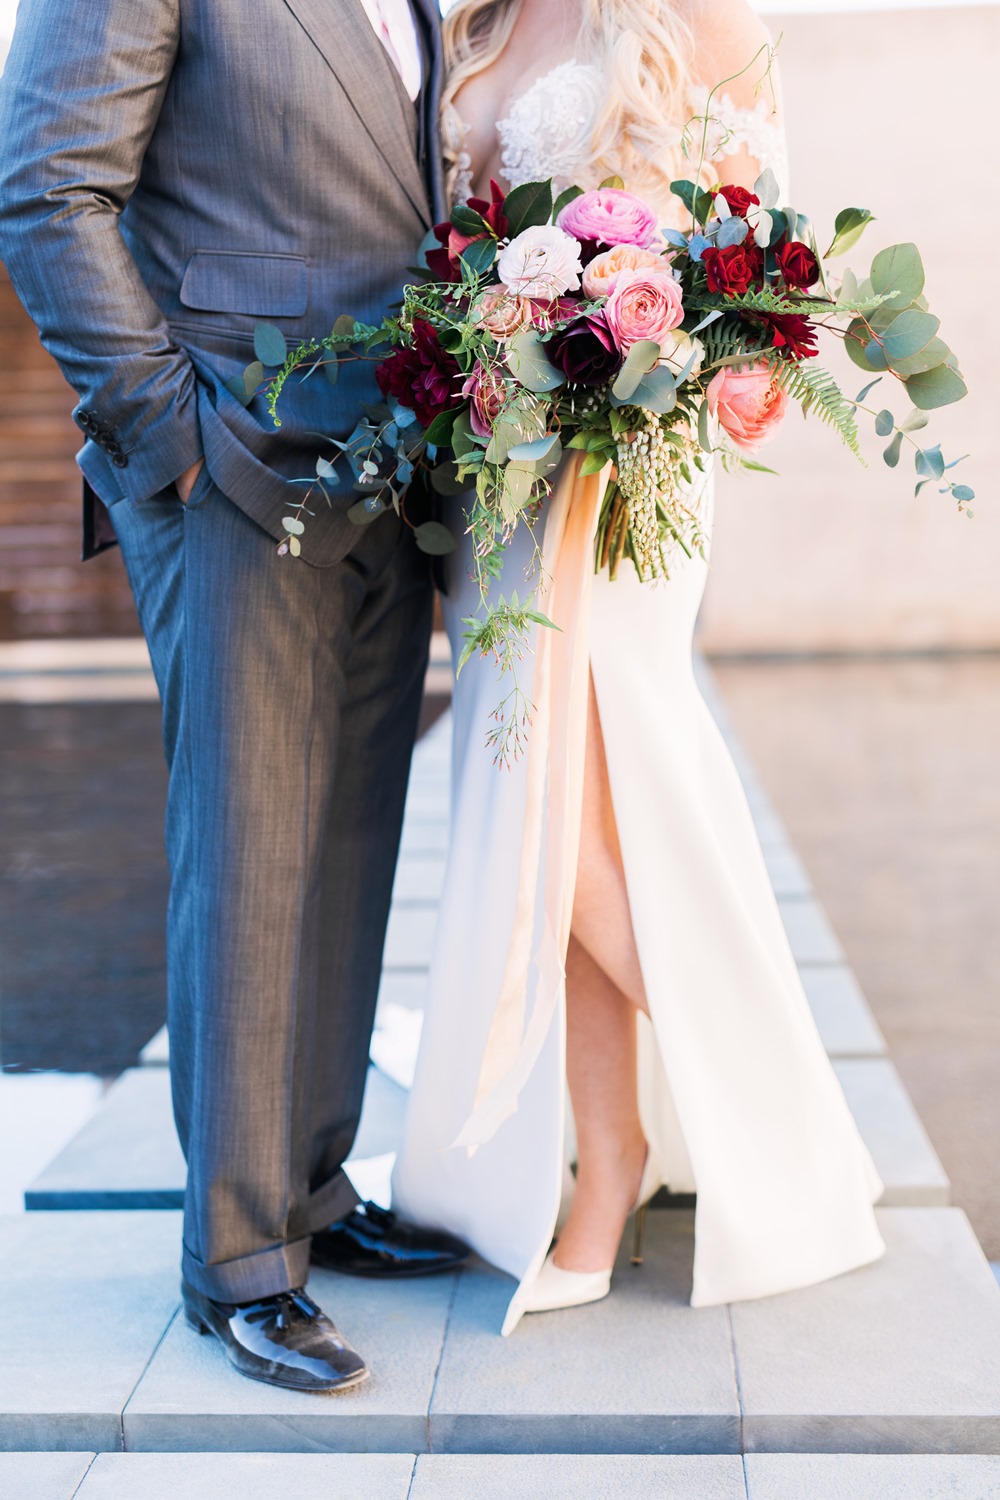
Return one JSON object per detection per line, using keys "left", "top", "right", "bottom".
{"left": 454, "top": 457, "right": 608, "bottom": 1153}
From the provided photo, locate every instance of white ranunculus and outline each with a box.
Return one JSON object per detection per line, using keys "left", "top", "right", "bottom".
{"left": 496, "top": 225, "right": 583, "bottom": 299}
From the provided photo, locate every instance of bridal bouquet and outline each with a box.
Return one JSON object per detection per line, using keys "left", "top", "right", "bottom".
{"left": 247, "top": 103, "right": 971, "bottom": 757}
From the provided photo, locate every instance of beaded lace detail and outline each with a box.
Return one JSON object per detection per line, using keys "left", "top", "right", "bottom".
{"left": 446, "top": 59, "right": 789, "bottom": 207}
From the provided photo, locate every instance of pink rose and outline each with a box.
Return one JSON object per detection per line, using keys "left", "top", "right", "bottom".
{"left": 706, "top": 362, "right": 789, "bottom": 453}
{"left": 582, "top": 244, "right": 664, "bottom": 300}
{"left": 603, "top": 268, "right": 684, "bottom": 352}
{"left": 472, "top": 285, "right": 534, "bottom": 341}
{"left": 557, "top": 188, "right": 659, "bottom": 249}
{"left": 462, "top": 360, "right": 510, "bottom": 438}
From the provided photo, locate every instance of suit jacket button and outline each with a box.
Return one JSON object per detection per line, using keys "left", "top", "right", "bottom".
{"left": 112, "top": 453, "right": 129, "bottom": 469}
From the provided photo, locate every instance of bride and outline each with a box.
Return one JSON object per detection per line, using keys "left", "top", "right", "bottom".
{"left": 393, "top": 0, "right": 886, "bottom": 1335}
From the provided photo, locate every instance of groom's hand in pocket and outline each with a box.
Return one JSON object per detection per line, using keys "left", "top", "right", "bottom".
{"left": 175, "top": 458, "right": 204, "bottom": 504}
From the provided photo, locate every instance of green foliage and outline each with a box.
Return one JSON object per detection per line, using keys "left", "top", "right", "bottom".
{"left": 503, "top": 180, "right": 553, "bottom": 237}
{"left": 825, "top": 207, "right": 875, "bottom": 259}
{"left": 773, "top": 359, "right": 862, "bottom": 458}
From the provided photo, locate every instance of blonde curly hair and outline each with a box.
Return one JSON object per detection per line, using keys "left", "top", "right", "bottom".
{"left": 442, "top": 0, "right": 695, "bottom": 211}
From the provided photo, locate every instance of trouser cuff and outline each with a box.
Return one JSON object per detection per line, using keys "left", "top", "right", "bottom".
{"left": 182, "top": 1234, "right": 313, "bottom": 1304}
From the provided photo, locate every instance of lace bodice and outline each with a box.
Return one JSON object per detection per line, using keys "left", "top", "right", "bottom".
{"left": 445, "top": 59, "right": 789, "bottom": 210}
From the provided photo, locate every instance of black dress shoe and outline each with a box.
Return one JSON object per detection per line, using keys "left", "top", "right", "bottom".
{"left": 311, "top": 1201, "right": 470, "bottom": 1278}
{"left": 182, "top": 1282, "right": 369, "bottom": 1393}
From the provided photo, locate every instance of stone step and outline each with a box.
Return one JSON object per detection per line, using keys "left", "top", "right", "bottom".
{"left": 24, "top": 1064, "right": 406, "bottom": 1212}
{"left": 6, "top": 1451, "right": 1000, "bottom": 1500}
{"left": 27, "top": 1046, "right": 945, "bottom": 1213}
{"left": 2, "top": 1207, "right": 999, "bottom": 1456}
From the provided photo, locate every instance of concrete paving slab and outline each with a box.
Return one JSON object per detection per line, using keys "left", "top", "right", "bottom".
{"left": 745, "top": 1452, "right": 1000, "bottom": 1498}
{"left": 391, "top": 854, "right": 446, "bottom": 903}
{"left": 799, "top": 965, "right": 887, "bottom": 1058}
{"left": 25, "top": 1065, "right": 407, "bottom": 1212}
{"left": 760, "top": 842, "right": 812, "bottom": 899}
{"left": 383, "top": 905, "right": 436, "bottom": 969}
{"left": 833, "top": 1059, "right": 950, "bottom": 1206}
{"left": 26, "top": 1068, "right": 184, "bottom": 1211}
{"left": 777, "top": 896, "right": 845, "bottom": 964}
{"left": 0, "top": 1452, "right": 95, "bottom": 1500}
{"left": 123, "top": 1266, "right": 456, "bottom": 1453}
{"left": 429, "top": 1214, "right": 741, "bottom": 1454}
{"left": 139, "top": 1027, "right": 169, "bottom": 1066}
{"left": 77, "top": 1452, "right": 415, "bottom": 1499}
{"left": 0, "top": 1211, "right": 180, "bottom": 1451}
{"left": 733, "top": 1208, "right": 1000, "bottom": 1453}
{"left": 411, "top": 1454, "right": 747, "bottom": 1498}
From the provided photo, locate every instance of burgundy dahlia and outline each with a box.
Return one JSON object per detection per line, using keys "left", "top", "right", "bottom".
{"left": 375, "top": 321, "right": 462, "bottom": 426}
{"left": 758, "top": 311, "right": 819, "bottom": 360}
{"left": 546, "top": 312, "right": 622, "bottom": 387}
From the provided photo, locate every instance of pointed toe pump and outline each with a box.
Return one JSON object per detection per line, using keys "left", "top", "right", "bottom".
{"left": 521, "top": 1146, "right": 664, "bottom": 1316}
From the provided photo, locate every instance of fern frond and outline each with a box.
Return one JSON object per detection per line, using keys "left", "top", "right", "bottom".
{"left": 698, "top": 315, "right": 769, "bottom": 369}
{"left": 772, "top": 359, "right": 863, "bottom": 460}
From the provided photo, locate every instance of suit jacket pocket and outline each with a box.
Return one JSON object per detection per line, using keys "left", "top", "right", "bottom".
{"left": 179, "top": 251, "right": 309, "bottom": 318}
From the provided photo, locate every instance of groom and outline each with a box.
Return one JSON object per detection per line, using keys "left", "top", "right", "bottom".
{"left": 0, "top": 0, "right": 467, "bottom": 1392}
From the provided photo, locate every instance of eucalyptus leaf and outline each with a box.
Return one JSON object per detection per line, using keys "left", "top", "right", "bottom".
{"left": 881, "top": 308, "right": 940, "bottom": 361}
{"left": 713, "top": 193, "right": 732, "bottom": 221}
{"left": 904, "top": 363, "right": 968, "bottom": 411}
{"left": 854, "top": 377, "right": 882, "bottom": 404}
{"left": 316, "top": 455, "right": 338, "bottom": 480}
{"left": 347, "top": 496, "right": 386, "bottom": 526}
{"left": 240, "top": 361, "right": 264, "bottom": 398}
{"left": 281, "top": 516, "right": 305, "bottom": 536}
{"left": 507, "top": 432, "right": 561, "bottom": 462}
{"left": 332, "top": 314, "right": 357, "bottom": 340}
{"left": 882, "top": 431, "right": 903, "bottom": 468}
{"left": 506, "top": 330, "right": 566, "bottom": 393}
{"left": 690, "top": 308, "right": 723, "bottom": 335}
{"left": 753, "top": 167, "right": 780, "bottom": 211}
{"left": 451, "top": 408, "right": 482, "bottom": 463}
{"left": 224, "top": 374, "right": 252, "bottom": 407}
{"left": 874, "top": 409, "right": 895, "bottom": 437}
{"left": 717, "top": 215, "right": 748, "bottom": 248}
{"left": 870, "top": 242, "right": 925, "bottom": 306}
{"left": 413, "top": 521, "right": 458, "bottom": 555}
{"left": 503, "top": 179, "right": 553, "bottom": 237}
{"left": 697, "top": 398, "right": 713, "bottom": 453}
{"left": 631, "top": 365, "right": 677, "bottom": 414}
{"left": 288, "top": 535, "right": 302, "bottom": 557}
{"left": 611, "top": 339, "right": 661, "bottom": 401}
{"left": 323, "top": 353, "right": 339, "bottom": 386}
{"left": 662, "top": 228, "right": 690, "bottom": 249}
{"left": 952, "top": 484, "right": 975, "bottom": 502}
{"left": 914, "top": 443, "right": 945, "bottom": 480}
{"left": 883, "top": 336, "right": 950, "bottom": 379}
{"left": 899, "top": 409, "right": 930, "bottom": 433}
{"left": 687, "top": 234, "right": 710, "bottom": 261}
{"left": 254, "top": 323, "right": 288, "bottom": 367}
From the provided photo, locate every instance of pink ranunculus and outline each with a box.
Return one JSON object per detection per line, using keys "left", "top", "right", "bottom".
{"left": 603, "top": 267, "right": 684, "bottom": 353}
{"left": 462, "top": 360, "right": 510, "bottom": 438}
{"left": 557, "top": 188, "right": 660, "bottom": 250}
{"left": 471, "top": 285, "right": 534, "bottom": 341}
{"left": 582, "top": 243, "right": 665, "bottom": 300}
{"left": 706, "top": 362, "right": 789, "bottom": 453}
{"left": 496, "top": 225, "right": 582, "bottom": 299}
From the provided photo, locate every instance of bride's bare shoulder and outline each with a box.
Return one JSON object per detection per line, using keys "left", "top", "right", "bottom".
{"left": 674, "top": 0, "right": 776, "bottom": 91}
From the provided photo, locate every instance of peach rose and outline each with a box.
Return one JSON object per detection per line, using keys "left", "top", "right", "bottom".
{"left": 471, "top": 285, "right": 534, "bottom": 342}
{"left": 603, "top": 267, "right": 684, "bottom": 353}
{"left": 706, "top": 362, "right": 788, "bottom": 453}
{"left": 582, "top": 244, "right": 665, "bottom": 300}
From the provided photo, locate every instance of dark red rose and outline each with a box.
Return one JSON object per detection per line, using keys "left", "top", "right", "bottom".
{"left": 717, "top": 184, "right": 760, "bottom": 218}
{"left": 702, "top": 242, "right": 764, "bottom": 296}
{"left": 546, "top": 312, "right": 621, "bottom": 387}
{"left": 426, "top": 179, "right": 509, "bottom": 283}
{"left": 757, "top": 311, "right": 819, "bottom": 360}
{"left": 775, "top": 239, "right": 820, "bottom": 289}
{"left": 375, "top": 321, "right": 462, "bottom": 426}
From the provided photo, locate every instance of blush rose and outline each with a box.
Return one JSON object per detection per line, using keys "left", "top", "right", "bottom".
{"left": 603, "top": 267, "right": 685, "bottom": 353}
{"left": 472, "top": 285, "right": 534, "bottom": 341}
{"left": 582, "top": 243, "right": 665, "bottom": 300}
{"left": 706, "top": 362, "right": 789, "bottom": 453}
{"left": 496, "top": 225, "right": 583, "bottom": 299}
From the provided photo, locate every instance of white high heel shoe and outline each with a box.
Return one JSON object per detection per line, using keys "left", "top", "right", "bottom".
{"left": 521, "top": 1147, "right": 663, "bottom": 1316}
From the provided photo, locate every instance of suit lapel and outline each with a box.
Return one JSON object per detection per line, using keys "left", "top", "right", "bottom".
{"left": 279, "top": 0, "right": 431, "bottom": 228}
{"left": 409, "top": 0, "right": 446, "bottom": 222}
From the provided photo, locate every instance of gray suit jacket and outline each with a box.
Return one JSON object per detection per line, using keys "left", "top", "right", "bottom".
{"left": 0, "top": 0, "right": 444, "bottom": 565}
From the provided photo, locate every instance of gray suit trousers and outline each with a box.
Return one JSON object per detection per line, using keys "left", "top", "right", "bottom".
{"left": 112, "top": 477, "right": 432, "bottom": 1300}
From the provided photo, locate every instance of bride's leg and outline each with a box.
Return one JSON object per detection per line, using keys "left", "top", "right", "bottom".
{"left": 556, "top": 935, "right": 648, "bottom": 1271}
{"left": 554, "top": 677, "right": 649, "bottom": 1273}
{"left": 571, "top": 676, "right": 648, "bottom": 1016}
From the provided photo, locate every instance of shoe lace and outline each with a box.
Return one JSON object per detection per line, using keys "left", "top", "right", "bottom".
{"left": 244, "top": 1289, "right": 318, "bottom": 1331}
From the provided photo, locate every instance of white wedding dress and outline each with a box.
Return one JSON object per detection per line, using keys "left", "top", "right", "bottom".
{"left": 392, "top": 61, "right": 885, "bottom": 1335}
